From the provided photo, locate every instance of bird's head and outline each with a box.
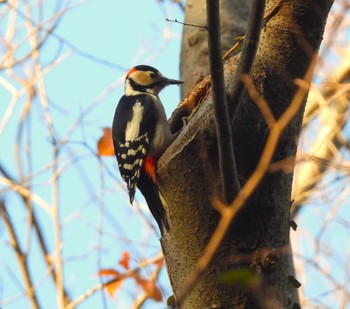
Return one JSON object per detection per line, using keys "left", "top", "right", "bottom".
{"left": 124, "top": 65, "right": 183, "bottom": 96}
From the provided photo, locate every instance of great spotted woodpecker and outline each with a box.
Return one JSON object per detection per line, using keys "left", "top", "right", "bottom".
{"left": 112, "top": 65, "right": 182, "bottom": 232}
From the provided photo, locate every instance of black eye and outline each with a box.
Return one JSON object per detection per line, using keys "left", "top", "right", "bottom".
{"left": 150, "top": 72, "right": 156, "bottom": 79}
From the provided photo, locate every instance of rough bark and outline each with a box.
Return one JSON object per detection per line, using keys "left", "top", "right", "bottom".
{"left": 159, "top": 0, "right": 334, "bottom": 308}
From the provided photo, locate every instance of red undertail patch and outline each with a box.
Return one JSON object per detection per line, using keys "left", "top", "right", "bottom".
{"left": 144, "top": 156, "right": 157, "bottom": 183}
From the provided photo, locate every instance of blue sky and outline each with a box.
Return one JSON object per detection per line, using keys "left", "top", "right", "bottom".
{"left": 0, "top": 1, "right": 349, "bottom": 308}
{"left": 0, "top": 1, "right": 183, "bottom": 308}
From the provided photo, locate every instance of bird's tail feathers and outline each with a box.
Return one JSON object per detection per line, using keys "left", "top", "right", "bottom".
{"left": 127, "top": 182, "right": 136, "bottom": 204}
{"left": 138, "top": 171, "right": 169, "bottom": 234}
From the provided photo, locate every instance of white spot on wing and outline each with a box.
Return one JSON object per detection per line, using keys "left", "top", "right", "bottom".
{"left": 122, "top": 159, "right": 143, "bottom": 171}
{"left": 127, "top": 144, "right": 145, "bottom": 156}
{"left": 123, "top": 163, "right": 133, "bottom": 170}
{"left": 125, "top": 102, "right": 144, "bottom": 141}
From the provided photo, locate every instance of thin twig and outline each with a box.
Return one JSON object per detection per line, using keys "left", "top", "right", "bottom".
{"left": 23, "top": 4, "right": 66, "bottom": 305}
{"left": 263, "top": 0, "right": 286, "bottom": 24}
{"left": 0, "top": 176, "right": 53, "bottom": 215}
{"left": 228, "top": 0, "right": 266, "bottom": 119}
{"left": 0, "top": 201, "right": 41, "bottom": 309}
{"left": 0, "top": 164, "right": 71, "bottom": 303}
{"left": 223, "top": 0, "right": 284, "bottom": 61}
{"left": 1, "top": 1, "right": 65, "bottom": 70}
{"left": 1, "top": 1, "right": 126, "bottom": 71}
{"left": 165, "top": 18, "right": 207, "bottom": 30}
{"left": 222, "top": 36, "right": 244, "bottom": 60}
{"left": 31, "top": 20, "right": 65, "bottom": 306}
{"left": 206, "top": 0, "right": 240, "bottom": 204}
{"left": 97, "top": 158, "right": 108, "bottom": 309}
{"left": 0, "top": 79, "right": 24, "bottom": 135}
{"left": 65, "top": 254, "right": 163, "bottom": 309}
{"left": 241, "top": 74, "right": 276, "bottom": 126}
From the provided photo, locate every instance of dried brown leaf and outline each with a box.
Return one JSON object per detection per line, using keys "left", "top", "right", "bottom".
{"left": 97, "top": 128, "right": 115, "bottom": 156}
{"left": 97, "top": 268, "right": 124, "bottom": 299}
{"left": 119, "top": 251, "right": 130, "bottom": 270}
{"left": 133, "top": 272, "right": 162, "bottom": 302}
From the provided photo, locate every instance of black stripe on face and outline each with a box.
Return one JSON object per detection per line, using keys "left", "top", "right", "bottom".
{"left": 128, "top": 78, "right": 166, "bottom": 94}
{"left": 128, "top": 78, "right": 148, "bottom": 93}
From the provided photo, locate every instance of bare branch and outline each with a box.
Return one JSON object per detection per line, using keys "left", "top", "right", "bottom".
{"left": 1, "top": 1, "right": 126, "bottom": 71}
{"left": 228, "top": 0, "right": 266, "bottom": 119}
{"left": 206, "top": 0, "right": 240, "bottom": 204}
{"left": 166, "top": 17, "right": 207, "bottom": 30}
{"left": 206, "top": 0, "right": 267, "bottom": 204}
{"left": 65, "top": 254, "right": 163, "bottom": 309}
{"left": 0, "top": 176, "right": 53, "bottom": 215}
{"left": 0, "top": 200, "right": 40, "bottom": 309}
{"left": 0, "top": 163, "right": 73, "bottom": 304}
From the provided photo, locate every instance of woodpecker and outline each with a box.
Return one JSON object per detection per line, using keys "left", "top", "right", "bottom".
{"left": 112, "top": 65, "right": 182, "bottom": 233}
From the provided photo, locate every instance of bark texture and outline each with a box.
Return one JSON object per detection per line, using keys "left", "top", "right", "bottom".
{"left": 159, "top": 0, "right": 334, "bottom": 308}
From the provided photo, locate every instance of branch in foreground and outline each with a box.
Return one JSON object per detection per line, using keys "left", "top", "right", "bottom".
{"left": 206, "top": 0, "right": 240, "bottom": 204}
{"left": 228, "top": 0, "right": 266, "bottom": 119}
{"left": 0, "top": 200, "right": 40, "bottom": 309}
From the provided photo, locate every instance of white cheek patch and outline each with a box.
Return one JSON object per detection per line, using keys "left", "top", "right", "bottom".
{"left": 125, "top": 102, "right": 144, "bottom": 141}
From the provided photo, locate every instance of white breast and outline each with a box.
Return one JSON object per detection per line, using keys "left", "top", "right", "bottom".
{"left": 149, "top": 96, "right": 174, "bottom": 156}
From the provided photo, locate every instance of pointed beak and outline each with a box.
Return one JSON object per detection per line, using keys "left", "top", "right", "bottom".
{"left": 163, "top": 77, "right": 183, "bottom": 86}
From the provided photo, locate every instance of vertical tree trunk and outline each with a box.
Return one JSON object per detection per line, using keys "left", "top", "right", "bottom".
{"left": 159, "top": 0, "right": 334, "bottom": 308}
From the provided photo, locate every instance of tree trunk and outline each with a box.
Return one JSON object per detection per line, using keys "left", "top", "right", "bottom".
{"left": 159, "top": 0, "right": 334, "bottom": 308}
